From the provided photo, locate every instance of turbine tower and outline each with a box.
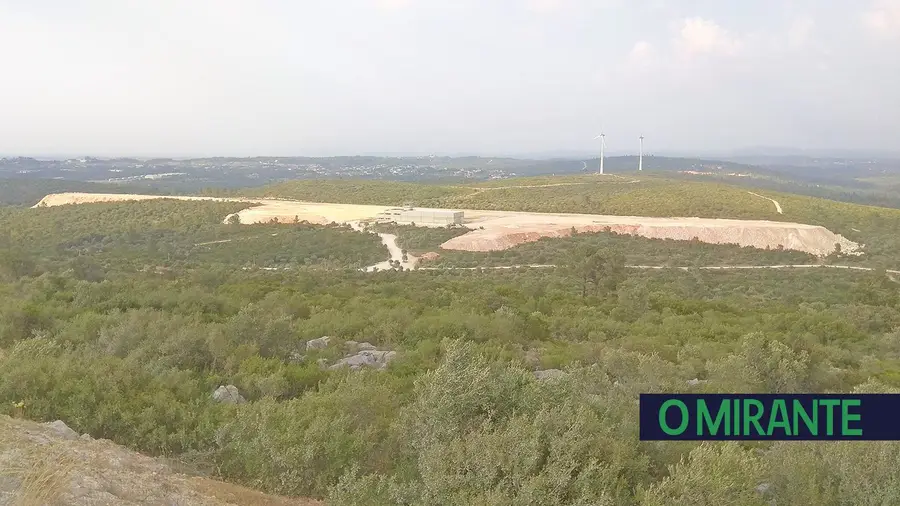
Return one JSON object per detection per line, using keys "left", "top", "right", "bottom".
{"left": 639, "top": 135, "right": 644, "bottom": 171}
{"left": 594, "top": 133, "right": 606, "bottom": 175}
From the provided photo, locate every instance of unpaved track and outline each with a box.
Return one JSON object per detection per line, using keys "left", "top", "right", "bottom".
{"left": 349, "top": 221, "right": 419, "bottom": 271}
{"left": 747, "top": 191, "right": 783, "bottom": 214}
{"left": 417, "top": 263, "right": 900, "bottom": 276}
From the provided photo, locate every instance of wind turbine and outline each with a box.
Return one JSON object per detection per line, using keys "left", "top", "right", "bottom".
{"left": 593, "top": 133, "right": 606, "bottom": 175}
{"left": 639, "top": 135, "right": 644, "bottom": 171}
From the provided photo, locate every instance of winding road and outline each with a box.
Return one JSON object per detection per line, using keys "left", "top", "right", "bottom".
{"left": 747, "top": 191, "right": 783, "bottom": 214}
{"left": 351, "top": 222, "right": 419, "bottom": 272}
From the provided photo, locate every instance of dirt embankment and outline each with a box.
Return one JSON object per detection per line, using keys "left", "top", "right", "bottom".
{"left": 0, "top": 415, "right": 317, "bottom": 505}
{"left": 441, "top": 214, "right": 859, "bottom": 257}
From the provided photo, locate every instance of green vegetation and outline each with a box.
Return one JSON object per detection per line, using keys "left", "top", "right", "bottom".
{"left": 224, "top": 179, "right": 471, "bottom": 205}
{"left": 371, "top": 223, "right": 469, "bottom": 254}
{"left": 3, "top": 181, "right": 900, "bottom": 504}
{"left": 239, "top": 175, "right": 900, "bottom": 268}
{"left": 0, "top": 200, "right": 387, "bottom": 273}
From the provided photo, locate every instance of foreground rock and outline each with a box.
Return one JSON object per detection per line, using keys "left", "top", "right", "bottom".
{"left": 0, "top": 415, "right": 318, "bottom": 506}
{"left": 306, "top": 336, "right": 332, "bottom": 350}
{"left": 212, "top": 385, "right": 246, "bottom": 404}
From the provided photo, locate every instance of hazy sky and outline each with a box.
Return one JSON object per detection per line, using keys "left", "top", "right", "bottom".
{"left": 1, "top": 0, "right": 899, "bottom": 157}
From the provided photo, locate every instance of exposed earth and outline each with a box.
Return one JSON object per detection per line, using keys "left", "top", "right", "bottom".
{"left": 34, "top": 192, "right": 859, "bottom": 257}
{"left": 0, "top": 415, "right": 318, "bottom": 506}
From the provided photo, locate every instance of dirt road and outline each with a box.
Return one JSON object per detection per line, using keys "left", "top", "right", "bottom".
{"left": 747, "top": 191, "right": 783, "bottom": 214}
{"left": 418, "top": 263, "right": 900, "bottom": 275}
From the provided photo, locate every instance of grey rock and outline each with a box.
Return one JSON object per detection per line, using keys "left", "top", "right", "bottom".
{"left": 46, "top": 420, "right": 79, "bottom": 440}
{"left": 345, "top": 340, "right": 359, "bottom": 347}
{"left": 80, "top": 433, "right": 93, "bottom": 441}
{"left": 329, "top": 349, "right": 397, "bottom": 370}
{"left": 357, "top": 342, "right": 377, "bottom": 351}
{"left": 288, "top": 351, "right": 306, "bottom": 364}
{"left": 211, "top": 385, "right": 245, "bottom": 404}
{"left": 756, "top": 483, "right": 771, "bottom": 495}
{"left": 306, "top": 336, "right": 332, "bottom": 350}
{"left": 533, "top": 369, "right": 568, "bottom": 381}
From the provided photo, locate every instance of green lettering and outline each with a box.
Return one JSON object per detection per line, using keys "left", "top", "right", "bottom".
{"left": 660, "top": 400, "right": 689, "bottom": 436}
{"left": 842, "top": 399, "right": 863, "bottom": 437}
{"left": 767, "top": 399, "right": 792, "bottom": 436}
{"left": 698, "top": 399, "right": 729, "bottom": 436}
{"left": 820, "top": 399, "right": 840, "bottom": 436}
{"left": 734, "top": 398, "right": 740, "bottom": 435}
{"left": 793, "top": 399, "right": 818, "bottom": 436}
{"left": 743, "top": 399, "right": 766, "bottom": 435}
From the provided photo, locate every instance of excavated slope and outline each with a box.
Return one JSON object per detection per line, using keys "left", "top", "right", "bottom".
{"left": 441, "top": 214, "right": 859, "bottom": 257}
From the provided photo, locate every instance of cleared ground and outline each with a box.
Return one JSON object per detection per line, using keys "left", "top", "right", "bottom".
{"left": 34, "top": 192, "right": 859, "bottom": 257}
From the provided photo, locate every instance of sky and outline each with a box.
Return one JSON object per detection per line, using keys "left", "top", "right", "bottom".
{"left": 1, "top": 0, "right": 899, "bottom": 157}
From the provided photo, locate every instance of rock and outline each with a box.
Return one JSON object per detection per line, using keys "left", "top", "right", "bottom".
{"left": 686, "top": 378, "right": 708, "bottom": 386}
{"left": 533, "top": 369, "right": 568, "bottom": 381}
{"left": 316, "top": 358, "right": 329, "bottom": 368}
{"left": 212, "top": 385, "right": 245, "bottom": 404}
{"left": 329, "top": 350, "right": 397, "bottom": 370}
{"left": 756, "top": 483, "right": 771, "bottom": 495}
{"left": 357, "top": 342, "right": 377, "bottom": 351}
{"left": 288, "top": 351, "right": 306, "bottom": 364}
{"left": 345, "top": 340, "right": 359, "bottom": 347}
{"left": 45, "top": 420, "right": 78, "bottom": 440}
{"left": 80, "top": 433, "right": 93, "bottom": 441}
{"left": 420, "top": 251, "right": 440, "bottom": 262}
{"left": 306, "top": 336, "right": 332, "bottom": 350}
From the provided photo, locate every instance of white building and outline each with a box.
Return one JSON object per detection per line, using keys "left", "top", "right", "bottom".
{"left": 375, "top": 207, "right": 463, "bottom": 226}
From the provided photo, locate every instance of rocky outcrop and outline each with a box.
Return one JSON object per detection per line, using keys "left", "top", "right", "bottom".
{"left": 0, "top": 415, "right": 318, "bottom": 505}
{"left": 329, "top": 350, "right": 397, "bottom": 370}
{"left": 306, "top": 336, "right": 332, "bottom": 351}
{"left": 212, "top": 385, "right": 245, "bottom": 404}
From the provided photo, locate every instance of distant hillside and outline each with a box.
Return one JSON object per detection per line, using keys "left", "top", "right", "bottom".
{"left": 234, "top": 174, "right": 900, "bottom": 267}
{"left": 0, "top": 178, "right": 167, "bottom": 207}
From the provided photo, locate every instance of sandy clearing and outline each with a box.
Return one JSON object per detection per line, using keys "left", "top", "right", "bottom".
{"left": 33, "top": 192, "right": 859, "bottom": 257}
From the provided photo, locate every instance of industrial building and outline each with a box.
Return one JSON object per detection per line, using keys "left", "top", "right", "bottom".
{"left": 375, "top": 206, "right": 464, "bottom": 226}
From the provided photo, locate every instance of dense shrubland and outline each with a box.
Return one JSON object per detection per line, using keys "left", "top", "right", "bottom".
{"left": 3, "top": 196, "right": 900, "bottom": 504}
{"left": 2, "top": 248, "right": 900, "bottom": 502}
{"left": 0, "top": 200, "right": 387, "bottom": 272}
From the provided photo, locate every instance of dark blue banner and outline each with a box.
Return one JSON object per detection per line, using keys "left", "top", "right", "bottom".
{"left": 639, "top": 394, "right": 900, "bottom": 441}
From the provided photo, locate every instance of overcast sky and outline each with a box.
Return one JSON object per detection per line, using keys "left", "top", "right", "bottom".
{"left": 1, "top": 0, "right": 899, "bottom": 157}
